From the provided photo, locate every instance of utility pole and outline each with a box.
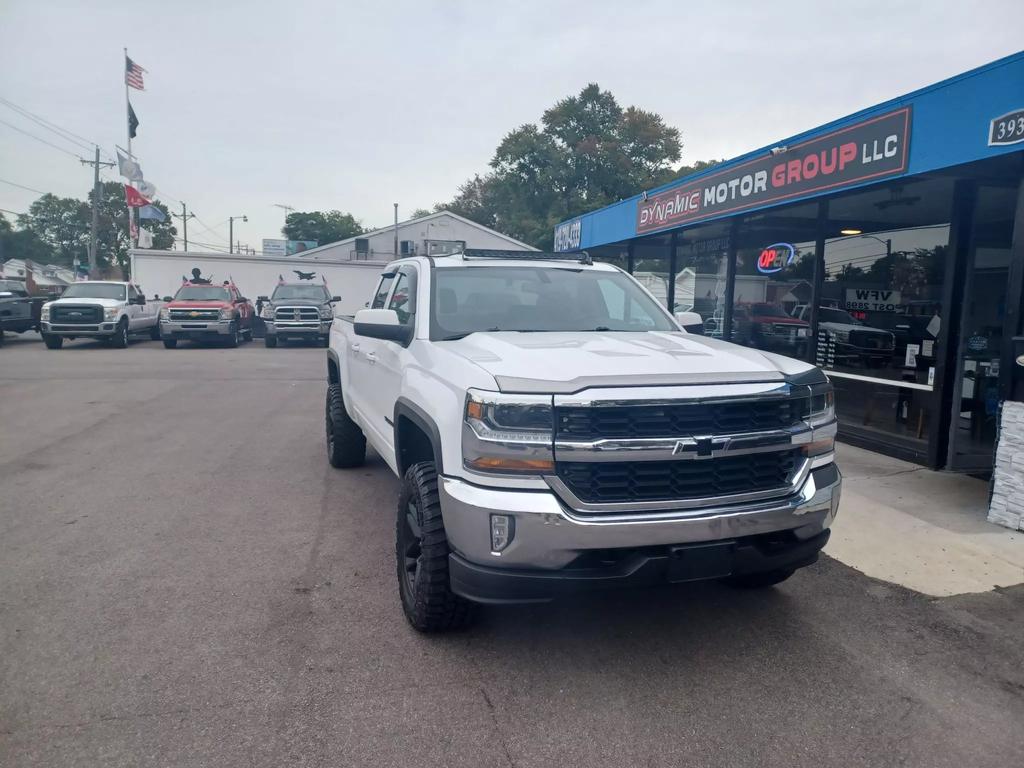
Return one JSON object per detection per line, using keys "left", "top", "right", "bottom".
{"left": 171, "top": 203, "right": 197, "bottom": 251}
{"left": 393, "top": 203, "right": 399, "bottom": 257}
{"left": 80, "top": 145, "right": 114, "bottom": 277}
{"left": 229, "top": 215, "right": 247, "bottom": 254}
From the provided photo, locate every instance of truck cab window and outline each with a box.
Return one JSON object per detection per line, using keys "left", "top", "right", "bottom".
{"left": 371, "top": 275, "right": 395, "bottom": 309}
{"left": 388, "top": 270, "right": 416, "bottom": 325}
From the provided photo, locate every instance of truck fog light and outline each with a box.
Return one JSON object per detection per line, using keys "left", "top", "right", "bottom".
{"left": 490, "top": 514, "right": 514, "bottom": 553}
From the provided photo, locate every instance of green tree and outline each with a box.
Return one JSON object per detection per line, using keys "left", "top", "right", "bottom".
{"left": 282, "top": 210, "right": 364, "bottom": 245}
{"left": 13, "top": 183, "right": 175, "bottom": 275}
{"left": 18, "top": 193, "right": 90, "bottom": 266}
{"left": 439, "top": 83, "right": 700, "bottom": 249}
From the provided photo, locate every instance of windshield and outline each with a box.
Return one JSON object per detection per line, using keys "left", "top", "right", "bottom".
{"left": 175, "top": 285, "right": 231, "bottom": 301}
{"left": 430, "top": 266, "right": 676, "bottom": 339}
{"left": 0, "top": 279, "right": 27, "bottom": 295}
{"left": 60, "top": 283, "right": 126, "bottom": 300}
{"left": 749, "top": 303, "right": 789, "bottom": 318}
{"left": 820, "top": 308, "right": 860, "bottom": 325}
{"left": 272, "top": 285, "right": 329, "bottom": 302}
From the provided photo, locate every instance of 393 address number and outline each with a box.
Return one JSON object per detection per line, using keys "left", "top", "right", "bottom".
{"left": 989, "top": 109, "right": 1024, "bottom": 146}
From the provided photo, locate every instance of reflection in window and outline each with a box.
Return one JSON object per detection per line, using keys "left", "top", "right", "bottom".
{"left": 731, "top": 202, "right": 819, "bottom": 361}
{"left": 632, "top": 235, "right": 672, "bottom": 310}
{"left": 675, "top": 222, "right": 731, "bottom": 337}
{"left": 820, "top": 177, "right": 954, "bottom": 449}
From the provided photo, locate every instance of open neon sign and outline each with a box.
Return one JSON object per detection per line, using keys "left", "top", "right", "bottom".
{"left": 757, "top": 242, "right": 796, "bottom": 274}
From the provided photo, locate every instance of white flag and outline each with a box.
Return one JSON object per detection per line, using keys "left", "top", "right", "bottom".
{"left": 116, "top": 148, "right": 144, "bottom": 182}
{"left": 137, "top": 180, "right": 157, "bottom": 198}
{"left": 137, "top": 227, "right": 154, "bottom": 248}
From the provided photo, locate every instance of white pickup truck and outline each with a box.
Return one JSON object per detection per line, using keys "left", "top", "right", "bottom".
{"left": 40, "top": 281, "right": 164, "bottom": 349}
{"left": 326, "top": 251, "right": 841, "bottom": 632}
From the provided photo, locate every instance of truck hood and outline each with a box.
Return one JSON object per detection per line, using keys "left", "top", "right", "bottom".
{"left": 166, "top": 300, "right": 231, "bottom": 309}
{"left": 47, "top": 296, "right": 124, "bottom": 309}
{"left": 268, "top": 299, "right": 323, "bottom": 307}
{"left": 441, "top": 331, "right": 811, "bottom": 394}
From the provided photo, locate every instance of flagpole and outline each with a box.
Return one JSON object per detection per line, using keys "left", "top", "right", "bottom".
{"left": 124, "top": 47, "right": 136, "bottom": 257}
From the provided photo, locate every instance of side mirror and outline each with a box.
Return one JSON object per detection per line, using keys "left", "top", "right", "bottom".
{"left": 331, "top": 295, "right": 341, "bottom": 302}
{"left": 675, "top": 310, "right": 704, "bottom": 334}
{"left": 131, "top": 295, "right": 146, "bottom": 305}
{"left": 162, "top": 296, "right": 172, "bottom": 302}
{"left": 237, "top": 297, "right": 249, "bottom": 303}
{"left": 257, "top": 295, "right": 269, "bottom": 302}
{"left": 353, "top": 308, "right": 413, "bottom": 344}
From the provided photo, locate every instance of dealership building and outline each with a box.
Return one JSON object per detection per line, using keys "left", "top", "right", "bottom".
{"left": 554, "top": 51, "right": 1024, "bottom": 477}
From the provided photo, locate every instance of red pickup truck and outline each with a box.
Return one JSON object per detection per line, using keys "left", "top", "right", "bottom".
{"left": 158, "top": 280, "right": 255, "bottom": 348}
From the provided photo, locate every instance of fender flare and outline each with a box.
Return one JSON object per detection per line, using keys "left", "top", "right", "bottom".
{"left": 326, "top": 348, "right": 341, "bottom": 384}
{"left": 394, "top": 397, "right": 445, "bottom": 475}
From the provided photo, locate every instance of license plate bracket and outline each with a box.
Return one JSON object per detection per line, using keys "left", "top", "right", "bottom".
{"left": 667, "top": 542, "right": 735, "bottom": 582}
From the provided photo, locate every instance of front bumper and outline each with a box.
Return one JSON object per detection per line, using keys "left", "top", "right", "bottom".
{"left": 160, "top": 319, "right": 234, "bottom": 338}
{"left": 41, "top": 320, "right": 117, "bottom": 336}
{"left": 439, "top": 463, "right": 841, "bottom": 603}
{"left": 264, "top": 320, "right": 331, "bottom": 338}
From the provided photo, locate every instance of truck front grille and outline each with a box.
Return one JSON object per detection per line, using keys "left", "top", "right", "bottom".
{"left": 556, "top": 450, "right": 800, "bottom": 505}
{"left": 555, "top": 397, "right": 805, "bottom": 440}
{"left": 170, "top": 308, "right": 220, "bottom": 321}
{"left": 51, "top": 305, "right": 102, "bottom": 324}
{"left": 274, "top": 306, "right": 320, "bottom": 322}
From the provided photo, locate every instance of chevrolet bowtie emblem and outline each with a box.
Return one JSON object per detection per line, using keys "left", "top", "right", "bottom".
{"left": 672, "top": 437, "right": 718, "bottom": 459}
{"left": 189, "top": 311, "right": 200, "bottom": 317}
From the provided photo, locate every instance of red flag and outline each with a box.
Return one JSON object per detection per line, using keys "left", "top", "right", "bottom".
{"left": 125, "top": 185, "right": 151, "bottom": 207}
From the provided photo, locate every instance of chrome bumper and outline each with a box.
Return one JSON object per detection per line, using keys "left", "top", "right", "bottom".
{"left": 439, "top": 463, "right": 841, "bottom": 570}
{"left": 41, "top": 321, "right": 117, "bottom": 336}
{"left": 160, "top": 319, "right": 233, "bottom": 336}
{"left": 264, "top": 320, "right": 330, "bottom": 336}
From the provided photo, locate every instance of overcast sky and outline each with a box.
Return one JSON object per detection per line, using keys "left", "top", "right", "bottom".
{"left": 1, "top": 0, "right": 1022, "bottom": 253}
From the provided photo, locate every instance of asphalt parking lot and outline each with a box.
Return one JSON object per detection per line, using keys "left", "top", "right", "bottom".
{"left": 2, "top": 333, "right": 1023, "bottom": 768}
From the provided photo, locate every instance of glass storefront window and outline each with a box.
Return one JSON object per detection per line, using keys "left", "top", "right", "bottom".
{"left": 730, "top": 202, "right": 819, "bottom": 361}
{"left": 821, "top": 176, "right": 954, "bottom": 449}
{"left": 674, "top": 220, "right": 731, "bottom": 336}
{"left": 632, "top": 234, "right": 672, "bottom": 310}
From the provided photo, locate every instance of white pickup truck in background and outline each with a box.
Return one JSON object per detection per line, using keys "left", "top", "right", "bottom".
{"left": 324, "top": 250, "right": 842, "bottom": 632}
{"left": 40, "top": 281, "right": 164, "bottom": 349}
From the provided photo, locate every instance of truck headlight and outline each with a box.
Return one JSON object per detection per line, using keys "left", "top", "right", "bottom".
{"left": 40, "top": 304, "right": 51, "bottom": 320}
{"left": 802, "top": 382, "right": 836, "bottom": 460}
{"left": 104, "top": 306, "right": 120, "bottom": 320}
{"left": 319, "top": 306, "right": 334, "bottom": 319}
{"left": 159, "top": 308, "right": 170, "bottom": 320}
{"left": 463, "top": 389, "right": 554, "bottom": 474}
{"left": 220, "top": 307, "right": 234, "bottom": 320}
{"left": 260, "top": 306, "right": 275, "bottom": 319}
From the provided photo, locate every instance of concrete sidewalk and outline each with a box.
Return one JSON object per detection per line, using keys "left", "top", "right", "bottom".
{"left": 828, "top": 443, "right": 1024, "bottom": 596}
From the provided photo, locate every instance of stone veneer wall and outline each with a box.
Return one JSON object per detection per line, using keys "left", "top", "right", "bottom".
{"left": 989, "top": 400, "right": 1024, "bottom": 531}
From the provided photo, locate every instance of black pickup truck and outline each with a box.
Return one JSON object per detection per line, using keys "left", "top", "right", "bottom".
{"left": 0, "top": 279, "right": 45, "bottom": 344}
{"left": 257, "top": 282, "right": 340, "bottom": 347}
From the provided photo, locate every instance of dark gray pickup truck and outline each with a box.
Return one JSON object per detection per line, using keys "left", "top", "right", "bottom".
{"left": 258, "top": 282, "right": 340, "bottom": 348}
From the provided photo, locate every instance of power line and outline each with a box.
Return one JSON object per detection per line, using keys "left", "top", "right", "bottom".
{"left": 0, "top": 96, "right": 97, "bottom": 155}
{"left": 0, "top": 177, "right": 48, "bottom": 195}
{"left": 0, "top": 206, "right": 27, "bottom": 217}
{"left": 0, "top": 117, "right": 83, "bottom": 160}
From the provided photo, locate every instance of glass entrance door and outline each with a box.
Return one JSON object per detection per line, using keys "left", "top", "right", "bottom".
{"left": 948, "top": 185, "right": 1018, "bottom": 472}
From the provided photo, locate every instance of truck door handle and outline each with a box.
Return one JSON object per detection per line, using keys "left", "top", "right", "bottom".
{"left": 365, "top": 352, "right": 377, "bottom": 364}
{"left": 351, "top": 343, "right": 361, "bottom": 351}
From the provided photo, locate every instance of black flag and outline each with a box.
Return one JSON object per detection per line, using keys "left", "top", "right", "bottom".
{"left": 128, "top": 100, "right": 139, "bottom": 139}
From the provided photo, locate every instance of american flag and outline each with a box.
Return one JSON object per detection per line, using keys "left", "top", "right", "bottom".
{"left": 125, "top": 56, "right": 146, "bottom": 90}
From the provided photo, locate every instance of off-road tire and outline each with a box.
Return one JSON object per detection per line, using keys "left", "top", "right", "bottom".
{"left": 325, "top": 383, "right": 365, "bottom": 468}
{"left": 162, "top": 338, "right": 178, "bottom": 349}
{"left": 397, "top": 462, "right": 475, "bottom": 632}
{"left": 43, "top": 333, "right": 63, "bottom": 349}
{"left": 225, "top": 322, "right": 241, "bottom": 348}
{"left": 265, "top": 335, "right": 278, "bottom": 348}
{"left": 110, "top": 319, "right": 129, "bottom": 349}
{"left": 722, "top": 568, "right": 795, "bottom": 589}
